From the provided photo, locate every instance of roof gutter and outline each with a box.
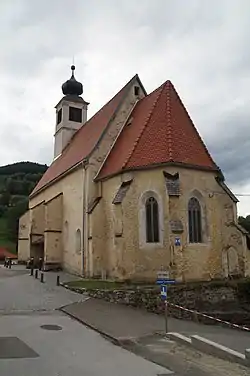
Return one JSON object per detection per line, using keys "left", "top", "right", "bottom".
{"left": 215, "top": 176, "right": 238, "bottom": 203}
{"left": 95, "top": 161, "right": 219, "bottom": 182}
{"left": 30, "top": 158, "right": 88, "bottom": 199}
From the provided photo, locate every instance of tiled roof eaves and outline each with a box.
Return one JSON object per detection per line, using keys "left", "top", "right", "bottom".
{"left": 96, "top": 161, "right": 219, "bottom": 182}
{"left": 29, "top": 158, "right": 88, "bottom": 199}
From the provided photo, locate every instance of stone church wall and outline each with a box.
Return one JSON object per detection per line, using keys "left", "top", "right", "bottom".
{"left": 18, "top": 210, "right": 30, "bottom": 262}
{"left": 28, "top": 168, "right": 85, "bottom": 274}
{"left": 99, "top": 165, "right": 249, "bottom": 281}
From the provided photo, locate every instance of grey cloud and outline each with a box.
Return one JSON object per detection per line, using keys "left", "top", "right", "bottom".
{"left": 1, "top": 0, "right": 87, "bottom": 77}
{"left": 206, "top": 110, "right": 250, "bottom": 186}
{"left": 0, "top": 0, "right": 250, "bottom": 206}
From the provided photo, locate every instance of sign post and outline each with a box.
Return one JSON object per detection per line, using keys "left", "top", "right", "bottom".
{"left": 165, "top": 299, "right": 168, "bottom": 333}
{"left": 157, "top": 270, "right": 175, "bottom": 333}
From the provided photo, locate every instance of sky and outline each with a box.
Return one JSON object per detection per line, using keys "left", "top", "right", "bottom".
{"left": 0, "top": 0, "right": 250, "bottom": 216}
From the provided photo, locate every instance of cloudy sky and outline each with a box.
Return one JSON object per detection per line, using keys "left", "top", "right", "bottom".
{"left": 0, "top": 0, "right": 250, "bottom": 215}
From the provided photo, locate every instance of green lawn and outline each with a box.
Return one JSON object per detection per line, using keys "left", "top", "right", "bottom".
{"left": 65, "top": 279, "right": 158, "bottom": 291}
{"left": 66, "top": 280, "right": 126, "bottom": 290}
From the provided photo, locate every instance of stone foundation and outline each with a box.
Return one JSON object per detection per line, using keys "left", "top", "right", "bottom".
{"left": 64, "top": 279, "right": 250, "bottom": 327}
{"left": 43, "top": 262, "right": 62, "bottom": 271}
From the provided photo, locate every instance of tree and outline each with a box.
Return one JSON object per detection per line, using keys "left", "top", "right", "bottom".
{"left": 0, "top": 205, "right": 7, "bottom": 217}
{"left": 6, "top": 198, "right": 28, "bottom": 242}
{"left": 0, "top": 162, "right": 47, "bottom": 176}
{"left": 238, "top": 215, "right": 250, "bottom": 233}
{"left": 0, "top": 191, "right": 11, "bottom": 206}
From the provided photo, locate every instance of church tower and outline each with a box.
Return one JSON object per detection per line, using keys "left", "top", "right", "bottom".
{"left": 54, "top": 65, "right": 89, "bottom": 159}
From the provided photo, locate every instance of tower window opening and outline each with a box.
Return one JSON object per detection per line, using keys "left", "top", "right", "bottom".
{"left": 57, "top": 108, "right": 62, "bottom": 124}
{"left": 69, "top": 107, "right": 82, "bottom": 123}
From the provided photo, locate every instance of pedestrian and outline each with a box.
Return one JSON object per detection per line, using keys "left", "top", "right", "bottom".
{"left": 39, "top": 257, "right": 43, "bottom": 271}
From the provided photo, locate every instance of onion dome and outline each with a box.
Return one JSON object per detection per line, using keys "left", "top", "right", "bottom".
{"left": 61, "top": 65, "right": 83, "bottom": 96}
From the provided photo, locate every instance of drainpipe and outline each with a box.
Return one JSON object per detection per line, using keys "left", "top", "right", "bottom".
{"left": 84, "top": 165, "right": 90, "bottom": 277}
{"left": 82, "top": 161, "right": 86, "bottom": 277}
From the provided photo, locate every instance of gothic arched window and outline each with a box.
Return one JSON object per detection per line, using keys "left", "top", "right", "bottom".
{"left": 188, "top": 197, "right": 202, "bottom": 243}
{"left": 145, "top": 197, "right": 159, "bottom": 243}
{"left": 75, "top": 229, "right": 81, "bottom": 254}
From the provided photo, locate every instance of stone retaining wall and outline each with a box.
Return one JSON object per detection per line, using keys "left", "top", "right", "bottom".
{"left": 65, "top": 280, "right": 250, "bottom": 326}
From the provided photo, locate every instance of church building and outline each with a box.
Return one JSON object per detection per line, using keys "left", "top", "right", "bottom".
{"left": 18, "top": 66, "right": 250, "bottom": 281}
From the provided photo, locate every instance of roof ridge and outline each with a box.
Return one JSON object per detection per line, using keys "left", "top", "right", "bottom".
{"left": 122, "top": 83, "right": 165, "bottom": 169}
{"left": 170, "top": 82, "right": 216, "bottom": 167}
{"left": 88, "top": 75, "right": 141, "bottom": 160}
{"left": 94, "top": 98, "right": 140, "bottom": 181}
{"left": 165, "top": 81, "right": 173, "bottom": 161}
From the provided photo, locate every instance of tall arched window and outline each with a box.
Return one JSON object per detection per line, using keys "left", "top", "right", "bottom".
{"left": 64, "top": 221, "right": 69, "bottom": 242}
{"left": 188, "top": 197, "right": 202, "bottom": 243}
{"left": 146, "top": 197, "right": 159, "bottom": 243}
{"left": 75, "top": 229, "right": 81, "bottom": 254}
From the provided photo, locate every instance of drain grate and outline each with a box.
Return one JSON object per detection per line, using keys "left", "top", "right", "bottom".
{"left": 40, "top": 324, "right": 62, "bottom": 331}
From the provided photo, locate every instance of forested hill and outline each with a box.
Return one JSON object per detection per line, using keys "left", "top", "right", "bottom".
{"left": 0, "top": 161, "right": 48, "bottom": 252}
{"left": 0, "top": 161, "right": 47, "bottom": 175}
{"left": 0, "top": 161, "right": 47, "bottom": 209}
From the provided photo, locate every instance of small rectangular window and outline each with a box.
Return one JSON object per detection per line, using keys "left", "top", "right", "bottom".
{"left": 57, "top": 109, "right": 62, "bottom": 124}
{"left": 134, "top": 86, "right": 140, "bottom": 96}
{"left": 112, "top": 180, "right": 132, "bottom": 204}
{"left": 69, "top": 107, "right": 82, "bottom": 123}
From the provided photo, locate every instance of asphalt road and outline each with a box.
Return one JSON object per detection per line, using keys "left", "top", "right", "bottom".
{"left": 0, "top": 265, "right": 170, "bottom": 376}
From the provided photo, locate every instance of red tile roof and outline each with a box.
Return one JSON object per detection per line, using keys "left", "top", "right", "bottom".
{"left": 0, "top": 248, "right": 16, "bottom": 261}
{"left": 97, "top": 80, "right": 218, "bottom": 180}
{"left": 31, "top": 75, "right": 138, "bottom": 197}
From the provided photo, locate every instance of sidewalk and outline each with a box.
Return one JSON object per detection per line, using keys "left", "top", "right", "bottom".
{"left": 61, "top": 298, "right": 250, "bottom": 354}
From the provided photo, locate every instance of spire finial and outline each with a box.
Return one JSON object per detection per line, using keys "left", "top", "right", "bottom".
{"left": 71, "top": 64, "right": 75, "bottom": 77}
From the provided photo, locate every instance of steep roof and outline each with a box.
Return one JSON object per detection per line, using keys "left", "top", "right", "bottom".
{"left": 31, "top": 75, "right": 139, "bottom": 197}
{"left": 97, "top": 80, "right": 219, "bottom": 180}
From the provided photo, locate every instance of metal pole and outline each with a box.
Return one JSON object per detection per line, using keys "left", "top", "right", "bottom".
{"left": 35, "top": 269, "right": 38, "bottom": 279}
{"left": 39, "top": 257, "right": 43, "bottom": 271}
{"left": 40, "top": 272, "right": 44, "bottom": 283}
{"left": 165, "top": 300, "right": 168, "bottom": 333}
{"left": 56, "top": 275, "right": 60, "bottom": 286}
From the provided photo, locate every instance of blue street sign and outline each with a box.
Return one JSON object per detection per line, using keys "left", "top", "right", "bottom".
{"left": 175, "top": 237, "right": 181, "bottom": 246}
{"left": 161, "top": 285, "right": 167, "bottom": 300}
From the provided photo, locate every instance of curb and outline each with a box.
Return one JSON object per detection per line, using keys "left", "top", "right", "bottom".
{"left": 168, "top": 332, "right": 250, "bottom": 368}
{"left": 61, "top": 282, "right": 87, "bottom": 293}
